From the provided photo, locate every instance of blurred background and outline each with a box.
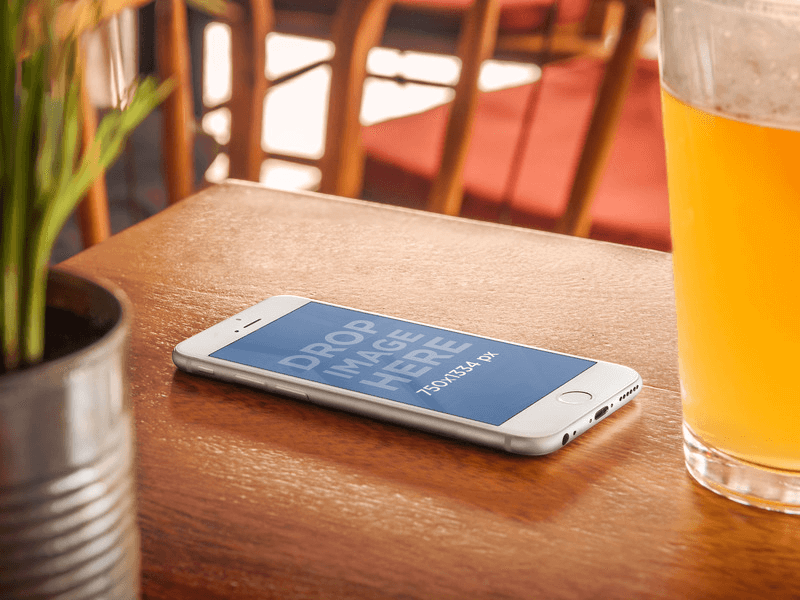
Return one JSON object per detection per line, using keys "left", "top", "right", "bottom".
{"left": 56, "top": 0, "right": 667, "bottom": 261}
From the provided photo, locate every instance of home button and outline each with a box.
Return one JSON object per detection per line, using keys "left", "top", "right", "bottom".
{"left": 557, "top": 391, "right": 593, "bottom": 405}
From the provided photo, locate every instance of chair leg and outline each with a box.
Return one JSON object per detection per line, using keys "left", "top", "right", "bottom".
{"left": 228, "top": 0, "right": 272, "bottom": 182}
{"left": 319, "top": 0, "right": 392, "bottom": 198}
{"left": 555, "top": 1, "right": 648, "bottom": 238}
{"left": 78, "top": 51, "right": 111, "bottom": 248}
{"left": 157, "top": 0, "right": 195, "bottom": 205}
{"left": 426, "top": 0, "right": 502, "bottom": 216}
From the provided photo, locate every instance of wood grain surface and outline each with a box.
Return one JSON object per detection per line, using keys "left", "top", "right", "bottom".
{"left": 62, "top": 181, "right": 800, "bottom": 599}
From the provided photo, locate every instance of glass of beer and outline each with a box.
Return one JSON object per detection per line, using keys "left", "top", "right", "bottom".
{"left": 659, "top": 0, "right": 800, "bottom": 512}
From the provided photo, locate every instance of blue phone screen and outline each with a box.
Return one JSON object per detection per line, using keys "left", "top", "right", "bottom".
{"left": 211, "top": 301, "right": 595, "bottom": 425}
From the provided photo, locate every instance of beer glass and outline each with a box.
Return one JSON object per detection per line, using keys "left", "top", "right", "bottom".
{"left": 658, "top": 0, "right": 800, "bottom": 511}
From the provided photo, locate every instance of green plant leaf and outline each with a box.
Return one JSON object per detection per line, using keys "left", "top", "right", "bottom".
{"left": 47, "top": 77, "right": 172, "bottom": 230}
{"left": 0, "top": 0, "right": 23, "bottom": 147}
{"left": 53, "top": 77, "right": 82, "bottom": 207}
{"left": 0, "top": 8, "right": 9, "bottom": 356}
{"left": 2, "top": 45, "right": 48, "bottom": 370}
{"left": 36, "top": 94, "right": 63, "bottom": 204}
{"left": 4, "top": 0, "right": 174, "bottom": 368}
{"left": 22, "top": 77, "right": 172, "bottom": 364}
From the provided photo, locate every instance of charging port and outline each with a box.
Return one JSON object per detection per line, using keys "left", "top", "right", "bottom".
{"left": 594, "top": 406, "right": 609, "bottom": 420}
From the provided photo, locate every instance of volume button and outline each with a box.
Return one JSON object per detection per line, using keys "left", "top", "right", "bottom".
{"left": 195, "top": 365, "right": 215, "bottom": 375}
{"left": 234, "top": 374, "right": 263, "bottom": 387}
{"left": 273, "top": 385, "right": 309, "bottom": 401}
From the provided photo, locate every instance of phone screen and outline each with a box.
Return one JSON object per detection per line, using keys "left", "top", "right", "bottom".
{"left": 211, "top": 301, "right": 595, "bottom": 425}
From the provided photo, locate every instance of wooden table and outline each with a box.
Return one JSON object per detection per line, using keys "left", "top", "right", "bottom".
{"left": 62, "top": 181, "right": 800, "bottom": 599}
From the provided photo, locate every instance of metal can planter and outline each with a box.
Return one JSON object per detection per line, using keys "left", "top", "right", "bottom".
{"left": 0, "top": 270, "right": 138, "bottom": 599}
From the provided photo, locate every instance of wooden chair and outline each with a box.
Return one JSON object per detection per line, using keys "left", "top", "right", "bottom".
{"left": 211, "top": 0, "right": 397, "bottom": 193}
{"left": 360, "top": 53, "right": 670, "bottom": 250}
{"left": 77, "top": 8, "right": 134, "bottom": 248}
{"left": 271, "top": 0, "right": 657, "bottom": 245}
{"left": 552, "top": 0, "right": 654, "bottom": 237}
{"left": 155, "top": 0, "right": 273, "bottom": 197}
{"left": 217, "top": 0, "right": 594, "bottom": 196}
{"left": 358, "top": 0, "right": 662, "bottom": 247}
{"left": 78, "top": 0, "right": 643, "bottom": 248}
{"left": 79, "top": 73, "right": 113, "bottom": 248}
{"left": 77, "top": 0, "right": 199, "bottom": 248}
{"left": 155, "top": 0, "right": 197, "bottom": 205}
{"left": 412, "top": 0, "right": 654, "bottom": 223}
{"left": 77, "top": 0, "right": 271, "bottom": 249}
{"left": 314, "top": 0, "right": 594, "bottom": 199}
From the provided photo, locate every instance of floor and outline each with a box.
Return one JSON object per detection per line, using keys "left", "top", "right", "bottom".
{"left": 53, "top": 29, "right": 541, "bottom": 262}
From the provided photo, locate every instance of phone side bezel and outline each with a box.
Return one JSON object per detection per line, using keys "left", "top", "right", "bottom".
{"left": 173, "top": 296, "right": 642, "bottom": 455}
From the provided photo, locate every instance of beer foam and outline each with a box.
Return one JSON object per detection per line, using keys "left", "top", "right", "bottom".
{"left": 659, "top": 0, "right": 800, "bottom": 129}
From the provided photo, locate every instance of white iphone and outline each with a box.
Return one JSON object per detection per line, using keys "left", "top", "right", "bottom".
{"left": 173, "top": 296, "right": 642, "bottom": 455}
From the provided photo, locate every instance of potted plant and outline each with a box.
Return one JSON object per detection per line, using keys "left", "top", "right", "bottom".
{"left": 1, "top": 1, "right": 172, "bottom": 597}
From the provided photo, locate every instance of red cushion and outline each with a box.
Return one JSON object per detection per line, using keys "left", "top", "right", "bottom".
{"left": 361, "top": 57, "right": 671, "bottom": 251}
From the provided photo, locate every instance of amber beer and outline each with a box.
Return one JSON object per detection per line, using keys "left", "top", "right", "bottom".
{"left": 662, "top": 88, "right": 800, "bottom": 472}
{"left": 659, "top": 0, "right": 800, "bottom": 510}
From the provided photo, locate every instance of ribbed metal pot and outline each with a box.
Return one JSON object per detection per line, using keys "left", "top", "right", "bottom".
{"left": 0, "top": 270, "right": 138, "bottom": 599}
